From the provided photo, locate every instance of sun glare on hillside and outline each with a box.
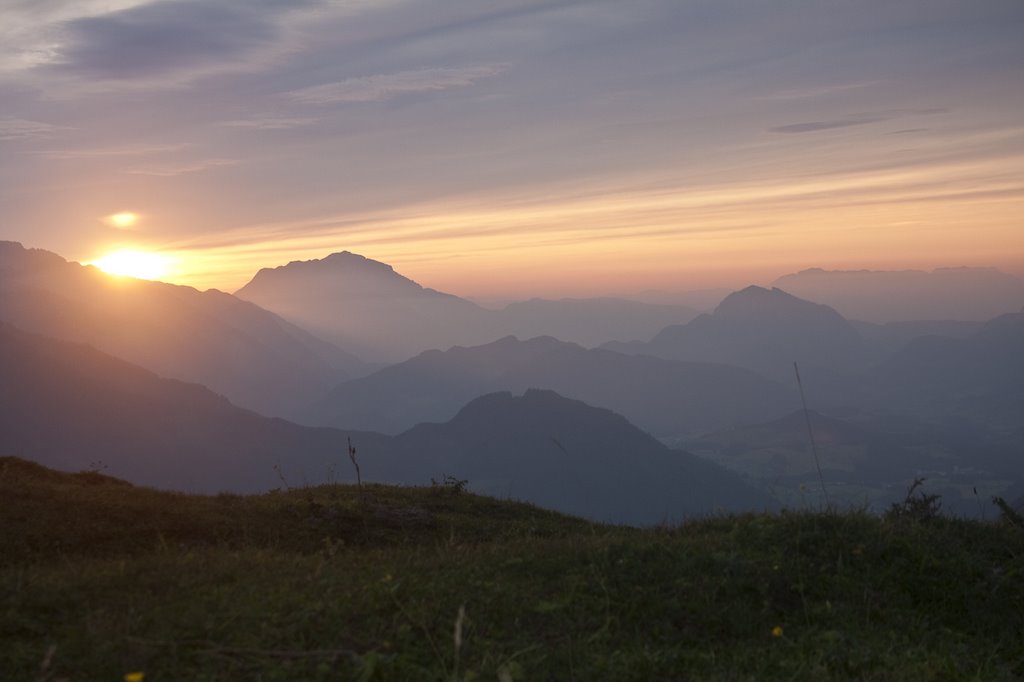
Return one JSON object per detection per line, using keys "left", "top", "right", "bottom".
{"left": 104, "top": 212, "right": 139, "bottom": 228}
{"left": 90, "top": 250, "right": 171, "bottom": 281}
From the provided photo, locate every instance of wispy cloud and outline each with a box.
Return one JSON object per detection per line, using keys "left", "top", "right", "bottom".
{"left": 34, "top": 142, "right": 187, "bottom": 159}
{"left": 770, "top": 109, "right": 948, "bottom": 134}
{"left": 42, "top": 0, "right": 315, "bottom": 80}
{"left": 288, "top": 65, "right": 507, "bottom": 104}
{"left": 0, "top": 0, "right": 154, "bottom": 72}
{"left": 127, "top": 158, "right": 237, "bottom": 176}
{"left": 0, "top": 118, "right": 61, "bottom": 141}
{"left": 220, "top": 116, "right": 317, "bottom": 130}
{"left": 1, "top": 0, "right": 348, "bottom": 94}
{"left": 887, "top": 128, "right": 929, "bottom": 135}
{"left": 770, "top": 116, "right": 885, "bottom": 134}
{"left": 758, "top": 81, "right": 883, "bottom": 100}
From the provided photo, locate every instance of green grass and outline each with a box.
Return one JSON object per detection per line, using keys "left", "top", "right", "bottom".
{"left": 2, "top": 456, "right": 1023, "bottom": 681}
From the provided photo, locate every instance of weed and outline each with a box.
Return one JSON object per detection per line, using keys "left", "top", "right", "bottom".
{"left": 885, "top": 477, "right": 942, "bottom": 522}
{"left": 793, "top": 362, "right": 831, "bottom": 511}
{"left": 992, "top": 496, "right": 1024, "bottom": 528}
{"left": 431, "top": 474, "right": 469, "bottom": 494}
{"left": 273, "top": 463, "right": 291, "bottom": 491}
{"left": 84, "top": 460, "right": 108, "bottom": 474}
{"left": 348, "top": 437, "right": 362, "bottom": 496}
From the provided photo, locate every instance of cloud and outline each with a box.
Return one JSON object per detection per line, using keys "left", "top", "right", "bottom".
{"left": 288, "top": 65, "right": 506, "bottom": 104}
{"left": 757, "top": 81, "right": 883, "bottom": 100}
{"left": 887, "top": 128, "right": 929, "bottom": 135}
{"left": 0, "top": 118, "right": 61, "bottom": 141}
{"left": 770, "top": 117, "right": 885, "bottom": 134}
{"left": 48, "top": 1, "right": 283, "bottom": 79}
{"left": 0, "top": 1, "right": 154, "bottom": 72}
{"left": 220, "top": 116, "right": 317, "bottom": 130}
{"left": 34, "top": 142, "right": 186, "bottom": 158}
{"left": 13, "top": 0, "right": 338, "bottom": 90}
{"left": 126, "top": 158, "right": 238, "bottom": 176}
{"left": 770, "top": 109, "right": 948, "bottom": 134}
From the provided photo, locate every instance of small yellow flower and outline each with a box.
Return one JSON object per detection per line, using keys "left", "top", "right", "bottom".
{"left": 124, "top": 673, "right": 145, "bottom": 682}
{"left": 771, "top": 626, "right": 783, "bottom": 638}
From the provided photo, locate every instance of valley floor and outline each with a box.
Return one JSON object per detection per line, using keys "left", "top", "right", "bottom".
{"left": 2, "top": 457, "right": 1022, "bottom": 681}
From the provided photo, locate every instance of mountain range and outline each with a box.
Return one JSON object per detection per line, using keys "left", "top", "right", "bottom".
{"left": 3, "top": 240, "right": 1022, "bottom": 521}
{"left": 0, "top": 322, "right": 769, "bottom": 523}
{"left": 604, "top": 285, "right": 874, "bottom": 383}
{"left": 0, "top": 242, "right": 366, "bottom": 419}
{"left": 235, "top": 251, "right": 696, "bottom": 361}
{"left": 0, "top": 321, "right": 385, "bottom": 492}
{"left": 855, "top": 312, "right": 1024, "bottom": 433}
{"left": 772, "top": 267, "right": 1024, "bottom": 322}
{"left": 312, "top": 335, "right": 800, "bottom": 437}
{"left": 386, "top": 389, "right": 777, "bottom": 525}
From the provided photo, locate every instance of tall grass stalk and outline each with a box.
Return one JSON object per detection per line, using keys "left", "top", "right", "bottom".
{"left": 348, "top": 437, "right": 362, "bottom": 496}
{"left": 794, "top": 362, "right": 831, "bottom": 511}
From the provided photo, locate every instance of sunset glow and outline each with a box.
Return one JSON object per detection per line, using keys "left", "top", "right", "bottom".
{"left": 90, "top": 250, "right": 171, "bottom": 281}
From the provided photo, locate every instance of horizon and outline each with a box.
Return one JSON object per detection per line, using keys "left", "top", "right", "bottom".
{"left": 2, "top": 1, "right": 1022, "bottom": 297}
{"left": 7, "top": 239, "right": 1024, "bottom": 307}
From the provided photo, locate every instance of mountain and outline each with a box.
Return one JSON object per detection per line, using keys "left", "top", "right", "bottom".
{"left": 0, "top": 322, "right": 386, "bottom": 492}
{"left": 772, "top": 267, "right": 1024, "bottom": 322}
{"left": 604, "top": 286, "right": 872, "bottom": 383}
{"left": 851, "top": 319, "right": 983, "bottom": 352}
{"left": 0, "top": 242, "right": 366, "bottom": 420}
{"left": 384, "top": 390, "right": 777, "bottom": 525}
{"left": 235, "top": 252, "right": 699, "bottom": 362}
{"left": 497, "top": 297, "right": 697, "bottom": 346}
{"left": 1, "top": 324, "right": 771, "bottom": 523}
{"left": 857, "top": 312, "right": 1024, "bottom": 434}
{"left": 235, "top": 251, "right": 500, "bottom": 362}
{"left": 313, "top": 335, "right": 800, "bottom": 437}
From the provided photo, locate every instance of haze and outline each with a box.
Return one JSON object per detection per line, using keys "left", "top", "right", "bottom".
{"left": 2, "top": 0, "right": 1022, "bottom": 298}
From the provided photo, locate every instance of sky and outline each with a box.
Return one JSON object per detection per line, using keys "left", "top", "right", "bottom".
{"left": 1, "top": 0, "right": 1022, "bottom": 298}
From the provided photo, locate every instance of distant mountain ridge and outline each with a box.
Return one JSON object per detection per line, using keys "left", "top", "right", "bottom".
{"left": 235, "top": 251, "right": 697, "bottom": 361}
{"left": 312, "top": 334, "right": 799, "bottom": 437}
{"left": 236, "top": 251, "right": 495, "bottom": 362}
{"left": 604, "top": 285, "right": 872, "bottom": 383}
{"left": 772, "top": 267, "right": 1024, "bottom": 322}
{"left": 855, "top": 312, "right": 1024, "bottom": 432}
{"left": 0, "top": 241, "right": 365, "bottom": 420}
{"left": 497, "top": 297, "right": 697, "bottom": 345}
{"left": 0, "top": 323, "right": 771, "bottom": 524}
{"left": 0, "top": 321, "right": 385, "bottom": 492}
{"left": 387, "top": 389, "right": 777, "bottom": 525}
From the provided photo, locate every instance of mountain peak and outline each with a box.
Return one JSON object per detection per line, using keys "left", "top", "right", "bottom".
{"left": 713, "top": 285, "right": 822, "bottom": 318}
{"left": 320, "top": 251, "right": 397, "bottom": 273}
{"left": 252, "top": 251, "right": 399, "bottom": 278}
{"left": 237, "top": 250, "right": 426, "bottom": 300}
{"left": 0, "top": 241, "right": 67, "bottom": 272}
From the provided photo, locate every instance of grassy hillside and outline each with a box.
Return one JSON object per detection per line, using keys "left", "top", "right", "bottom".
{"left": 2, "top": 456, "right": 1022, "bottom": 681}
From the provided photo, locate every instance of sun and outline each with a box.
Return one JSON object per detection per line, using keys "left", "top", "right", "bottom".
{"left": 90, "top": 250, "right": 171, "bottom": 281}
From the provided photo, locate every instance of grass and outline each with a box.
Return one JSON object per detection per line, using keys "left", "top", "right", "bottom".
{"left": 2, "top": 456, "right": 1023, "bottom": 681}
